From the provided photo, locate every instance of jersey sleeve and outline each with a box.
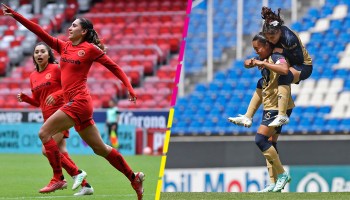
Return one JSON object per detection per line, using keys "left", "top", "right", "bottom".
{"left": 270, "top": 53, "right": 287, "bottom": 65}
{"left": 283, "top": 29, "right": 304, "bottom": 65}
{"left": 21, "top": 77, "right": 40, "bottom": 107}
{"left": 95, "top": 54, "right": 136, "bottom": 98}
{"left": 12, "top": 11, "right": 66, "bottom": 53}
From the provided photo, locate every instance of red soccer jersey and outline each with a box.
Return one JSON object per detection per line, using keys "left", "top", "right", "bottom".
{"left": 12, "top": 11, "right": 135, "bottom": 103}
{"left": 22, "top": 64, "right": 64, "bottom": 120}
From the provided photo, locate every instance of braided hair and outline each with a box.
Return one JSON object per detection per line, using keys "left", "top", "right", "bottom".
{"left": 78, "top": 17, "right": 105, "bottom": 52}
{"left": 261, "top": 7, "right": 284, "bottom": 34}
{"left": 32, "top": 42, "right": 58, "bottom": 72}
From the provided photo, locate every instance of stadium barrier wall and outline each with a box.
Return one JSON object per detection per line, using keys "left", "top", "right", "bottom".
{"left": 163, "top": 165, "right": 350, "bottom": 192}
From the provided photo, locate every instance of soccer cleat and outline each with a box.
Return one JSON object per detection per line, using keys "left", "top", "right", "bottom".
{"left": 72, "top": 170, "right": 87, "bottom": 190}
{"left": 268, "top": 115, "right": 289, "bottom": 127}
{"left": 131, "top": 172, "right": 145, "bottom": 200}
{"left": 39, "top": 178, "right": 67, "bottom": 193}
{"left": 228, "top": 114, "right": 252, "bottom": 128}
{"left": 74, "top": 186, "right": 94, "bottom": 196}
{"left": 272, "top": 172, "right": 291, "bottom": 192}
{"left": 258, "top": 183, "right": 275, "bottom": 192}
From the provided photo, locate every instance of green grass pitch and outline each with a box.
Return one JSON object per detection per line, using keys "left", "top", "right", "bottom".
{"left": 161, "top": 192, "right": 350, "bottom": 200}
{"left": 0, "top": 154, "right": 161, "bottom": 200}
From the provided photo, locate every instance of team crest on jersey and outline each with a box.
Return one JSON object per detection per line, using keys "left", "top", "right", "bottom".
{"left": 45, "top": 73, "right": 51, "bottom": 79}
{"left": 78, "top": 50, "right": 85, "bottom": 57}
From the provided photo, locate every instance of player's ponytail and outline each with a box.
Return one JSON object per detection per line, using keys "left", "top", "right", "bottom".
{"left": 78, "top": 17, "right": 105, "bottom": 52}
{"left": 261, "top": 7, "right": 284, "bottom": 34}
{"left": 32, "top": 42, "right": 58, "bottom": 72}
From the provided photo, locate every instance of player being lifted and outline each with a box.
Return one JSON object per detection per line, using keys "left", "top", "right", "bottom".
{"left": 249, "top": 7, "right": 312, "bottom": 127}
{"left": 229, "top": 32, "right": 293, "bottom": 192}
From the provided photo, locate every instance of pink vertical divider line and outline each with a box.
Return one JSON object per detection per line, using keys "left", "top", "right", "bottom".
{"left": 175, "top": 64, "right": 182, "bottom": 84}
{"left": 177, "top": 40, "right": 186, "bottom": 62}
{"left": 171, "top": 0, "right": 192, "bottom": 105}
{"left": 171, "top": 86, "right": 178, "bottom": 106}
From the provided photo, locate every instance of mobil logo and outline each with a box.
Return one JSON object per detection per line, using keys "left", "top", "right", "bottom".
{"left": 163, "top": 167, "right": 282, "bottom": 192}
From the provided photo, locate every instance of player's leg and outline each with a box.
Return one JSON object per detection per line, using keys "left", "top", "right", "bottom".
{"left": 255, "top": 125, "right": 290, "bottom": 192}
{"left": 269, "top": 71, "right": 293, "bottom": 127}
{"left": 228, "top": 82, "right": 263, "bottom": 127}
{"left": 259, "top": 134, "right": 279, "bottom": 192}
{"left": 38, "top": 110, "right": 75, "bottom": 193}
{"left": 77, "top": 124, "right": 144, "bottom": 200}
{"left": 56, "top": 136, "right": 92, "bottom": 192}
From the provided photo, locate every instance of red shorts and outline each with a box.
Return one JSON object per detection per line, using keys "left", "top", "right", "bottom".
{"left": 60, "top": 93, "right": 95, "bottom": 132}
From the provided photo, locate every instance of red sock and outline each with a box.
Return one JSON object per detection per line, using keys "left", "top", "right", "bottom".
{"left": 105, "top": 148, "right": 134, "bottom": 182}
{"left": 81, "top": 179, "right": 87, "bottom": 187}
{"left": 43, "top": 138, "right": 63, "bottom": 180}
{"left": 60, "top": 152, "right": 79, "bottom": 176}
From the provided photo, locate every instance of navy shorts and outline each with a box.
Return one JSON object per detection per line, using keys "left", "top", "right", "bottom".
{"left": 261, "top": 109, "right": 293, "bottom": 133}
{"left": 293, "top": 64, "right": 313, "bottom": 83}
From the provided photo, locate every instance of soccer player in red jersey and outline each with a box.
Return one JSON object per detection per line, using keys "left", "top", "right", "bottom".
{"left": 2, "top": 4, "right": 144, "bottom": 199}
{"left": 17, "top": 42, "right": 94, "bottom": 195}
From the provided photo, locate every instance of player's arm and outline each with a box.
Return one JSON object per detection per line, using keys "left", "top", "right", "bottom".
{"left": 282, "top": 32, "right": 304, "bottom": 64}
{"left": 253, "top": 55, "right": 289, "bottom": 75}
{"left": 45, "top": 90, "right": 64, "bottom": 105}
{"left": 95, "top": 53, "right": 137, "bottom": 103}
{"left": 1, "top": 4, "right": 64, "bottom": 53}
{"left": 18, "top": 92, "right": 40, "bottom": 107}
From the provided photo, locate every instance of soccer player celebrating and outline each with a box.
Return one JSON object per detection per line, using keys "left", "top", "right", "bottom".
{"left": 260, "top": 7, "right": 313, "bottom": 127}
{"left": 228, "top": 32, "right": 293, "bottom": 192}
{"left": 17, "top": 42, "right": 94, "bottom": 195}
{"left": 2, "top": 4, "right": 144, "bottom": 199}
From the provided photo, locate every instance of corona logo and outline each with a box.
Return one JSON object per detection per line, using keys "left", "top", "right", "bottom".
{"left": 297, "top": 173, "right": 329, "bottom": 192}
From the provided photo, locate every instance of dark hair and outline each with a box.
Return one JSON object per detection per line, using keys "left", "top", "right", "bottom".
{"left": 32, "top": 42, "right": 58, "bottom": 72}
{"left": 252, "top": 32, "right": 269, "bottom": 44}
{"left": 78, "top": 17, "right": 105, "bottom": 52}
{"left": 261, "top": 7, "right": 284, "bottom": 34}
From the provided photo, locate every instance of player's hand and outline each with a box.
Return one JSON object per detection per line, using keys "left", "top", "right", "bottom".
{"left": 128, "top": 91, "right": 137, "bottom": 104}
{"left": 244, "top": 58, "right": 255, "bottom": 68}
{"left": 273, "top": 48, "right": 283, "bottom": 53}
{"left": 253, "top": 59, "right": 266, "bottom": 69}
{"left": 17, "top": 92, "right": 23, "bottom": 102}
{"left": 1, "top": 4, "right": 14, "bottom": 17}
{"left": 45, "top": 95, "right": 55, "bottom": 105}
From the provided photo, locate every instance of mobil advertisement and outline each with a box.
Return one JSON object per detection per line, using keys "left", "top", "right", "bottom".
{"left": 289, "top": 166, "right": 350, "bottom": 192}
{"left": 163, "top": 167, "right": 289, "bottom": 192}
{"left": 163, "top": 166, "right": 350, "bottom": 192}
{"left": 0, "top": 122, "right": 136, "bottom": 155}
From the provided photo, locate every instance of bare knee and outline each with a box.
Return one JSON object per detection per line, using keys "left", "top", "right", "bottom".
{"left": 91, "top": 145, "right": 110, "bottom": 157}
{"left": 38, "top": 128, "right": 51, "bottom": 143}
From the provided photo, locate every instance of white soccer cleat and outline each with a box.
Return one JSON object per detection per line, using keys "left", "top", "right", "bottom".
{"left": 258, "top": 183, "right": 275, "bottom": 192}
{"left": 268, "top": 115, "right": 289, "bottom": 127}
{"left": 228, "top": 114, "right": 252, "bottom": 128}
{"left": 273, "top": 172, "right": 291, "bottom": 192}
{"left": 73, "top": 186, "right": 94, "bottom": 196}
{"left": 72, "top": 170, "right": 87, "bottom": 190}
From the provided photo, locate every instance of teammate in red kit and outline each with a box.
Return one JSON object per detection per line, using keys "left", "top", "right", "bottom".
{"left": 17, "top": 42, "right": 94, "bottom": 195}
{"left": 2, "top": 4, "right": 144, "bottom": 199}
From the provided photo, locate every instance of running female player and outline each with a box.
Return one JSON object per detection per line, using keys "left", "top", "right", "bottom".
{"left": 18, "top": 42, "right": 94, "bottom": 195}
{"left": 2, "top": 4, "right": 144, "bottom": 199}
